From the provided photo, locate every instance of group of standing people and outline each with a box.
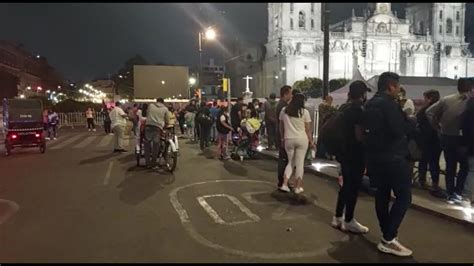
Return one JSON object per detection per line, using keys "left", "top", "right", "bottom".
{"left": 310, "top": 72, "right": 473, "bottom": 257}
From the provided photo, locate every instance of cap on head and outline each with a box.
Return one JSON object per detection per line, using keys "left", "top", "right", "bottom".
{"left": 348, "top": 80, "right": 370, "bottom": 99}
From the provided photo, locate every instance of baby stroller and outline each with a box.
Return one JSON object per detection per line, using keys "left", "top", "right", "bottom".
{"left": 231, "top": 118, "right": 260, "bottom": 161}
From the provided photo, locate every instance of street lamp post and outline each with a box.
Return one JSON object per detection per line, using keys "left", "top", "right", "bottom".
{"left": 322, "top": 3, "right": 330, "bottom": 98}
{"left": 198, "top": 27, "right": 216, "bottom": 103}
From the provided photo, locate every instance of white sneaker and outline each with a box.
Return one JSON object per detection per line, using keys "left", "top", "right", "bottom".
{"left": 53, "top": 137, "right": 57, "bottom": 140}
{"left": 93, "top": 129, "right": 96, "bottom": 132}
{"left": 45, "top": 137, "right": 50, "bottom": 140}
{"left": 279, "top": 184, "right": 290, "bottom": 192}
{"left": 88, "top": 129, "right": 91, "bottom": 132}
{"left": 341, "top": 219, "right": 369, "bottom": 234}
{"left": 331, "top": 216, "right": 344, "bottom": 229}
{"left": 377, "top": 238, "right": 413, "bottom": 257}
{"left": 294, "top": 187, "right": 304, "bottom": 194}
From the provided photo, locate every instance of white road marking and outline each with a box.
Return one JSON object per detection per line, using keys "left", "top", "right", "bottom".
{"left": 197, "top": 194, "right": 260, "bottom": 225}
{"left": 103, "top": 161, "right": 114, "bottom": 185}
{"left": 169, "top": 180, "right": 347, "bottom": 259}
{"left": 0, "top": 199, "right": 20, "bottom": 225}
{"left": 73, "top": 136, "right": 97, "bottom": 149}
{"left": 50, "top": 134, "right": 84, "bottom": 150}
{"left": 98, "top": 135, "right": 113, "bottom": 147}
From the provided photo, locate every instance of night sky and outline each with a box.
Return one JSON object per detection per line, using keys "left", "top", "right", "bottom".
{"left": 1, "top": 3, "right": 473, "bottom": 82}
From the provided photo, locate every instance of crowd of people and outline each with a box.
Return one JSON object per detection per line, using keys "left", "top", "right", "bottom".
{"left": 43, "top": 73, "right": 473, "bottom": 257}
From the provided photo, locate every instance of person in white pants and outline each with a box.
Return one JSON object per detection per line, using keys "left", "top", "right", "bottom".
{"left": 279, "top": 93, "right": 314, "bottom": 194}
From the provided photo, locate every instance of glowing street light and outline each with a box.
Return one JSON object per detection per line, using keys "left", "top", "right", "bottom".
{"left": 26, "top": 86, "right": 31, "bottom": 90}
{"left": 204, "top": 27, "right": 216, "bottom": 40}
{"left": 189, "top": 77, "right": 196, "bottom": 85}
{"left": 161, "top": 80, "right": 165, "bottom": 85}
{"left": 19, "top": 94, "right": 25, "bottom": 98}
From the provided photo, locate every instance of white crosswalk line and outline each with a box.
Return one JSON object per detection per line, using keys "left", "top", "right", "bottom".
{"left": 50, "top": 134, "right": 84, "bottom": 150}
{"left": 98, "top": 135, "right": 113, "bottom": 147}
{"left": 73, "top": 136, "right": 98, "bottom": 149}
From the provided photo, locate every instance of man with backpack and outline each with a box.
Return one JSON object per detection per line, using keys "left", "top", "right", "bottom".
{"left": 328, "top": 81, "right": 370, "bottom": 234}
{"left": 198, "top": 103, "right": 213, "bottom": 151}
{"left": 263, "top": 93, "right": 278, "bottom": 150}
{"left": 362, "top": 72, "right": 413, "bottom": 257}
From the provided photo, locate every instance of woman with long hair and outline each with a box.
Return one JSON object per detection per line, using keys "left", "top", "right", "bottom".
{"left": 279, "top": 93, "right": 314, "bottom": 194}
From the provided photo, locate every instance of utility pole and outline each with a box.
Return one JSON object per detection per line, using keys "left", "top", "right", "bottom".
{"left": 322, "top": 3, "right": 330, "bottom": 98}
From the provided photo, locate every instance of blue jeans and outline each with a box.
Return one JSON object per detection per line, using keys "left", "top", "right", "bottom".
{"left": 144, "top": 125, "right": 161, "bottom": 167}
{"left": 210, "top": 122, "right": 217, "bottom": 141}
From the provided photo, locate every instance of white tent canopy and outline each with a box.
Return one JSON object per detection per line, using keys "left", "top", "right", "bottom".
{"left": 330, "top": 68, "right": 375, "bottom": 106}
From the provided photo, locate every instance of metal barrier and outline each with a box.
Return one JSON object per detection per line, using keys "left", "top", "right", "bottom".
{"left": 58, "top": 112, "right": 104, "bottom": 129}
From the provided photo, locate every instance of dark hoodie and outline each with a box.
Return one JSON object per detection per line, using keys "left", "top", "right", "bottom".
{"left": 363, "top": 92, "right": 410, "bottom": 162}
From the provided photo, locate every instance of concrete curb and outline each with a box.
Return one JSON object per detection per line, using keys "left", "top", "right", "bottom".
{"left": 257, "top": 151, "right": 474, "bottom": 229}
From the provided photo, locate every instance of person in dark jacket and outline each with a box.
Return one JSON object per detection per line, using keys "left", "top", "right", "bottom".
{"left": 276, "top": 86, "right": 293, "bottom": 189}
{"left": 177, "top": 108, "right": 186, "bottom": 135}
{"left": 332, "top": 81, "right": 371, "bottom": 234}
{"left": 363, "top": 72, "right": 413, "bottom": 257}
{"left": 198, "top": 103, "right": 212, "bottom": 151}
{"left": 415, "top": 89, "right": 443, "bottom": 195}
{"left": 230, "top": 97, "right": 244, "bottom": 132}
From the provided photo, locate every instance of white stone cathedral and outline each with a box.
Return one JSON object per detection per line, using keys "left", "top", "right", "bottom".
{"left": 263, "top": 3, "right": 474, "bottom": 94}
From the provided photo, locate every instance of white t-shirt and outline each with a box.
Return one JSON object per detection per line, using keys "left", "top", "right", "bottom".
{"left": 403, "top": 99, "right": 415, "bottom": 116}
{"left": 86, "top": 110, "right": 94, "bottom": 119}
{"left": 220, "top": 114, "right": 226, "bottom": 123}
{"left": 279, "top": 107, "right": 311, "bottom": 140}
{"left": 110, "top": 107, "right": 127, "bottom": 128}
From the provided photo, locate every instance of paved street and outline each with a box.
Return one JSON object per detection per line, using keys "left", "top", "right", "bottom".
{"left": 0, "top": 128, "right": 473, "bottom": 263}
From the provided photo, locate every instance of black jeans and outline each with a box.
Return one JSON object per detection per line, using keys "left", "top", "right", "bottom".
{"left": 200, "top": 125, "right": 211, "bottom": 150}
{"left": 418, "top": 141, "right": 442, "bottom": 186}
{"left": 87, "top": 118, "right": 95, "bottom": 129}
{"left": 178, "top": 120, "right": 185, "bottom": 135}
{"left": 266, "top": 120, "right": 276, "bottom": 149}
{"left": 104, "top": 121, "right": 111, "bottom": 134}
{"left": 440, "top": 135, "right": 469, "bottom": 195}
{"left": 335, "top": 158, "right": 365, "bottom": 222}
{"left": 277, "top": 144, "right": 289, "bottom": 187}
{"left": 368, "top": 159, "right": 412, "bottom": 241}
{"left": 48, "top": 124, "right": 57, "bottom": 138}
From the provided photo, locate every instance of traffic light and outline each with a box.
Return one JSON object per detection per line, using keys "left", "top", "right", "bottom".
{"left": 222, "top": 78, "right": 229, "bottom": 92}
{"left": 361, "top": 40, "right": 367, "bottom": 58}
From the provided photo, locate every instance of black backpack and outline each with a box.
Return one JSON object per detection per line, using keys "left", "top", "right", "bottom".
{"left": 360, "top": 100, "right": 387, "bottom": 154}
{"left": 319, "top": 104, "right": 350, "bottom": 157}
{"left": 199, "top": 112, "right": 214, "bottom": 127}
